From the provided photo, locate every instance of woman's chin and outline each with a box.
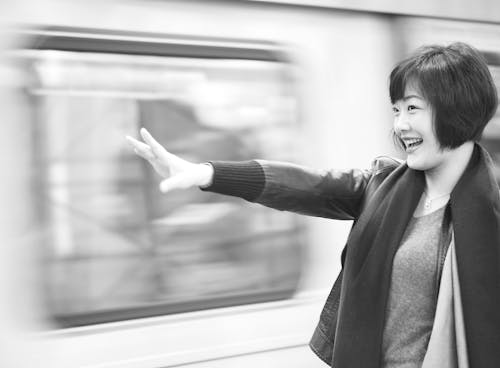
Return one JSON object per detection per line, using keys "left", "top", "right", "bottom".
{"left": 406, "top": 156, "right": 429, "bottom": 171}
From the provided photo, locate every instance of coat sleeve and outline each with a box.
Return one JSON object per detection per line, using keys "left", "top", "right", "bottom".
{"left": 201, "top": 159, "right": 379, "bottom": 220}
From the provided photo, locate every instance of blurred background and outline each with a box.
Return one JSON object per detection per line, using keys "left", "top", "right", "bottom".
{"left": 1, "top": 0, "right": 500, "bottom": 367}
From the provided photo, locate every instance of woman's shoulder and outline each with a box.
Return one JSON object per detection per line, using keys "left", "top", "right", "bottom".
{"left": 370, "top": 156, "right": 404, "bottom": 175}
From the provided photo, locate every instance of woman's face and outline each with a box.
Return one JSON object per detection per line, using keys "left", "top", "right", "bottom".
{"left": 392, "top": 85, "right": 449, "bottom": 171}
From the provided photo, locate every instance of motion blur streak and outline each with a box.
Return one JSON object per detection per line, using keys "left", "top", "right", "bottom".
{"left": 0, "top": 4, "right": 42, "bottom": 368}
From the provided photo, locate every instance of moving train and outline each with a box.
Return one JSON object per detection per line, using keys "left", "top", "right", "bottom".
{"left": 1, "top": 0, "right": 500, "bottom": 367}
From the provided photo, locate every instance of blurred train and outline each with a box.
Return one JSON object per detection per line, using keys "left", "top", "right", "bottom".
{"left": 1, "top": 0, "right": 500, "bottom": 367}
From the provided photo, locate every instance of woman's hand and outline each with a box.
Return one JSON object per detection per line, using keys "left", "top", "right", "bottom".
{"left": 126, "top": 128, "right": 213, "bottom": 193}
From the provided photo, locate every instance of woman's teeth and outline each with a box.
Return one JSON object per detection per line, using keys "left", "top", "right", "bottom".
{"left": 405, "top": 138, "right": 423, "bottom": 149}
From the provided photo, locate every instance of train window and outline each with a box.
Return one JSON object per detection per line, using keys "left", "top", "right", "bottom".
{"left": 15, "top": 30, "right": 303, "bottom": 326}
{"left": 480, "top": 55, "right": 500, "bottom": 183}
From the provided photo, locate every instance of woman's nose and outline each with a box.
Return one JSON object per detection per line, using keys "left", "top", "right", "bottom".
{"left": 393, "top": 114, "right": 410, "bottom": 135}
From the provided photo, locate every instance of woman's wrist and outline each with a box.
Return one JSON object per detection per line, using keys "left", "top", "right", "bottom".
{"left": 197, "top": 163, "right": 214, "bottom": 188}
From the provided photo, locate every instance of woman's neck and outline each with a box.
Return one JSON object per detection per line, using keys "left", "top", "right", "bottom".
{"left": 424, "top": 141, "right": 474, "bottom": 197}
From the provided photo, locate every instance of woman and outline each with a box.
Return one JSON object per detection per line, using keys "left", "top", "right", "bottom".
{"left": 126, "top": 42, "right": 500, "bottom": 367}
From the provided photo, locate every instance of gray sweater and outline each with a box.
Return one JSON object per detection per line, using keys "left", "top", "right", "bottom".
{"left": 382, "top": 206, "right": 446, "bottom": 368}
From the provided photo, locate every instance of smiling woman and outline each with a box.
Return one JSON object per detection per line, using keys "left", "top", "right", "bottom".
{"left": 390, "top": 43, "right": 497, "bottom": 149}
{"left": 128, "top": 41, "right": 500, "bottom": 368}
{"left": 390, "top": 43, "right": 498, "bottom": 218}
{"left": 392, "top": 89, "right": 432, "bottom": 155}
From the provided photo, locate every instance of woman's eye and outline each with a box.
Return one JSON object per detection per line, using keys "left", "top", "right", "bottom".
{"left": 408, "top": 105, "right": 418, "bottom": 111}
{"left": 392, "top": 107, "right": 400, "bottom": 114}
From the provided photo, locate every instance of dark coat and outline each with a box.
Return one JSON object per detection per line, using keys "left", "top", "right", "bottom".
{"left": 205, "top": 146, "right": 500, "bottom": 367}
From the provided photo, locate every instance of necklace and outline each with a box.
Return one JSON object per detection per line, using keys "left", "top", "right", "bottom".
{"left": 423, "top": 191, "right": 451, "bottom": 210}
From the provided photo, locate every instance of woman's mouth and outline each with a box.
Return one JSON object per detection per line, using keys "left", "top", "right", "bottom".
{"left": 403, "top": 138, "right": 423, "bottom": 152}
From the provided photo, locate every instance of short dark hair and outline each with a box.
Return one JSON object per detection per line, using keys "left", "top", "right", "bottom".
{"left": 389, "top": 42, "right": 498, "bottom": 149}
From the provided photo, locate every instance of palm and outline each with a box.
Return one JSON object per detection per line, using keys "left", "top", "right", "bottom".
{"left": 126, "top": 128, "right": 211, "bottom": 192}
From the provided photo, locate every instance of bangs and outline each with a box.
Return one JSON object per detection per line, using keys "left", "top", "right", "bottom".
{"left": 389, "top": 60, "right": 421, "bottom": 104}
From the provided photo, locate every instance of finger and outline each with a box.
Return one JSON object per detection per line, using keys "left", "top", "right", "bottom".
{"left": 127, "top": 137, "right": 156, "bottom": 161}
{"left": 140, "top": 128, "right": 171, "bottom": 158}
{"left": 133, "top": 147, "right": 157, "bottom": 162}
{"left": 159, "top": 174, "right": 190, "bottom": 193}
{"left": 126, "top": 136, "right": 151, "bottom": 152}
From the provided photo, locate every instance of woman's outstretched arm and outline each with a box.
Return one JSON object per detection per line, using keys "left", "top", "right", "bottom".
{"left": 205, "top": 160, "right": 372, "bottom": 220}
{"left": 127, "top": 128, "right": 386, "bottom": 220}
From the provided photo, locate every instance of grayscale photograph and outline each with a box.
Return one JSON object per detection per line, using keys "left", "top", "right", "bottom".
{"left": 0, "top": 0, "right": 499, "bottom": 367}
